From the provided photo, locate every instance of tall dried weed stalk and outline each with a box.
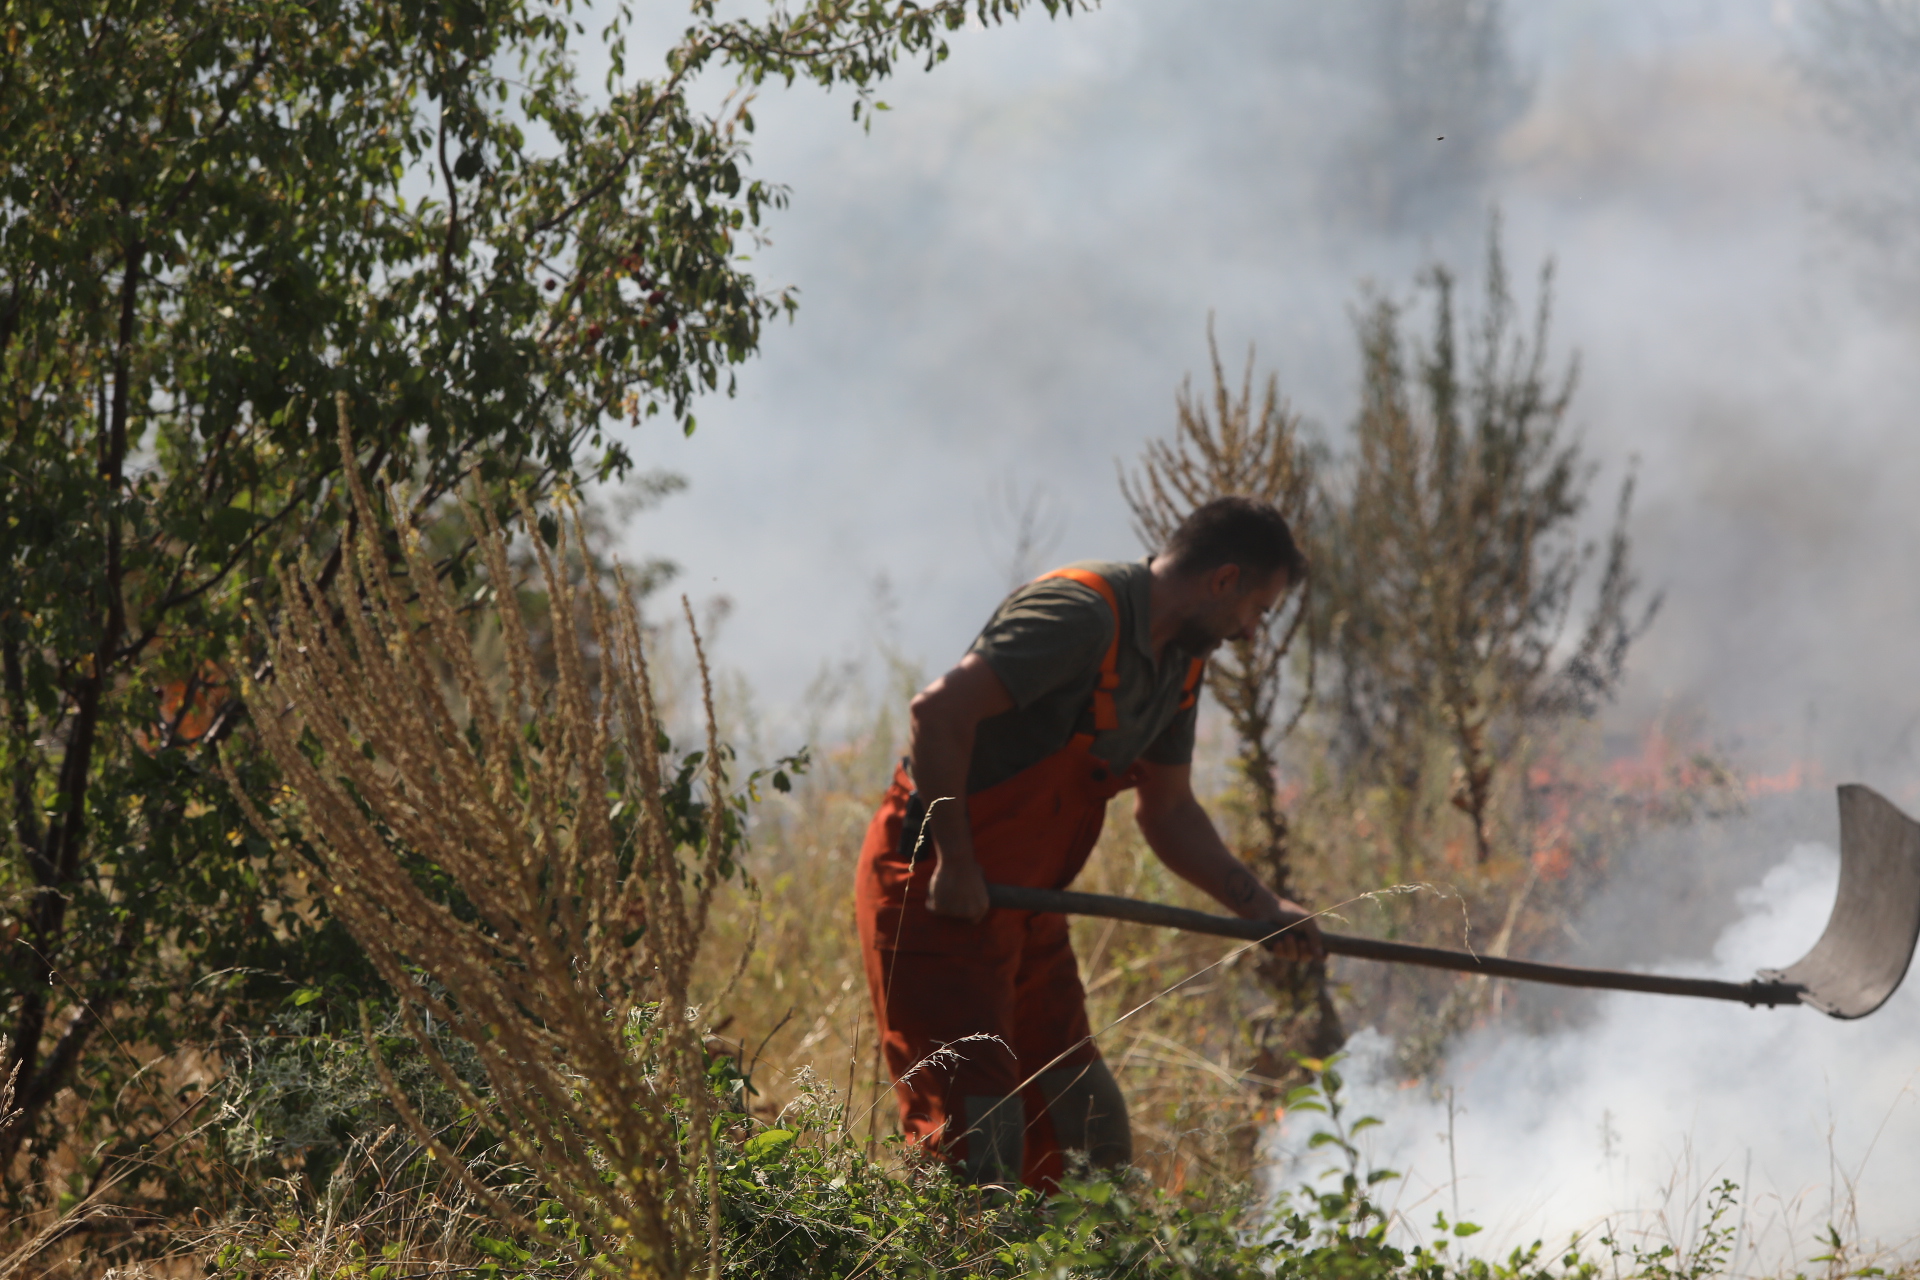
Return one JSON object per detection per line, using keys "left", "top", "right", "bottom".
{"left": 225, "top": 400, "right": 729, "bottom": 1278}
{"left": 1318, "top": 220, "right": 1650, "bottom": 868}
{"left": 1121, "top": 320, "right": 1315, "bottom": 898}
{"left": 1120, "top": 321, "right": 1343, "bottom": 1071}
{"left": 1284, "top": 221, "right": 1662, "bottom": 1075}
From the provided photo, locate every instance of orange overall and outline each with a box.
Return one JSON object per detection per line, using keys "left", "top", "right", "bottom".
{"left": 854, "top": 568, "right": 1204, "bottom": 1189}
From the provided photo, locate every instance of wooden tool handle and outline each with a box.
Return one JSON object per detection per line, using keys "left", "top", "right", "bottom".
{"left": 986, "top": 883, "right": 1808, "bottom": 1008}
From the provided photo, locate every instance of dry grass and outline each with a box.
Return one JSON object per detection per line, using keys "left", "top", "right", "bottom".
{"left": 224, "top": 398, "right": 740, "bottom": 1277}
{"left": 686, "top": 671, "right": 1748, "bottom": 1204}
{"left": 692, "top": 707, "right": 1317, "bottom": 1202}
{"left": 693, "top": 718, "right": 907, "bottom": 1151}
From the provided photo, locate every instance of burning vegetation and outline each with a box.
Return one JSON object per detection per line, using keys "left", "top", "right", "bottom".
{"left": 6, "top": 0, "right": 1916, "bottom": 1263}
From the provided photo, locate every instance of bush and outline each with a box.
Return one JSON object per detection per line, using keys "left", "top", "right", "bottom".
{"left": 195, "top": 1049, "right": 1645, "bottom": 1280}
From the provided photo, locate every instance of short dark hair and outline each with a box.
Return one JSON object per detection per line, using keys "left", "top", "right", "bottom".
{"left": 1160, "top": 497, "right": 1307, "bottom": 584}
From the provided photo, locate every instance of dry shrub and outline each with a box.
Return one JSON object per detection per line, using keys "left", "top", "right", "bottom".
{"left": 1120, "top": 318, "right": 1343, "bottom": 1082}
{"left": 1312, "top": 219, "right": 1650, "bottom": 869}
{"left": 1289, "top": 221, "right": 1664, "bottom": 1071}
{"left": 225, "top": 400, "right": 733, "bottom": 1277}
{"left": 1119, "top": 318, "right": 1317, "bottom": 902}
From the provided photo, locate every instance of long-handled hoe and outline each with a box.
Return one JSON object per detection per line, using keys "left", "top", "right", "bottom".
{"left": 989, "top": 785, "right": 1920, "bottom": 1019}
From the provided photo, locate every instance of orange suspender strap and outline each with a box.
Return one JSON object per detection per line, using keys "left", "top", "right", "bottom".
{"left": 1178, "top": 656, "right": 1206, "bottom": 711}
{"left": 1035, "top": 567, "right": 1123, "bottom": 732}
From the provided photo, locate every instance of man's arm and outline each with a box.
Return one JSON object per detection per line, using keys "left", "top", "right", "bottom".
{"left": 1132, "top": 758, "right": 1322, "bottom": 961}
{"left": 908, "top": 652, "right": 1015, "bottom": 923}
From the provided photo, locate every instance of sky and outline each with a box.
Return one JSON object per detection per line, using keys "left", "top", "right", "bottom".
{"left": 601, "top": 0, "right": 1920, "bottom": 1261}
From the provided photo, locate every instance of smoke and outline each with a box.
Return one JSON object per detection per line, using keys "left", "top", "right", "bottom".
{"left": 622, "top": 0, "right": 1919, "bottom": 777}
{"left": 613, "top": 0, "right": 1920, "bottom": 1255}
{"left": 1279, "top": 817, "right": 1920, "bottom": 1265}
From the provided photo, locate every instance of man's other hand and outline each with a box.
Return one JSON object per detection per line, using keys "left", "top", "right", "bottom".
{"left": 1260, "top": 899, "right": 1325, "bottom": 964}
{"left": 927, "top": 852, "right": 992, "bottom": 923}
{"left": 1229, "top": 871, "right": 1324, "bottom": 963}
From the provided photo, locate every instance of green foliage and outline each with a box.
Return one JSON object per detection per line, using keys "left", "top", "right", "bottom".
{"left": 695, "top": 0, "right": 1096, "bottom": 124}
{"left": 1596, "top": 1181, "right": 1739, "bottom": 1280}
{"left": 0, "top": 0, "right": 1075, "bottom": 1211}
{"left": 207, "top": 1034, "right": 1875, "bottom": 1280}
{"left": 659, "top": 742, "right": 812, "bottom": 887}
{"left": 201, "top": 1044, "right": 1626, "bottom": 1280}
{"left": 712, "top": 1068, "right": 1029, "bottom": 1279}
{"left": 1010, "top": 1172, "right": 1283, "bottom": 1279}
{"left": 219, "top": 996, "right": 495, "bottom": 1188}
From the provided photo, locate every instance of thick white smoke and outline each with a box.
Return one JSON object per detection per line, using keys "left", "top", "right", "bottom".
{"left": 621, "top": 1, "right": 1920, "bottom": 783}
{"left": 1272, "top": 838, "right": 1920, "bottom": 1269}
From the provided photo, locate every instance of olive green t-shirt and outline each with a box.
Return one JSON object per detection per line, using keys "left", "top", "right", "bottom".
{"left": 963, "top": 559, "right": 1204, "bottom": 794}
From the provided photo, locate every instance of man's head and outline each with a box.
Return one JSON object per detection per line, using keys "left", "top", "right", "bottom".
{"left": 1157, "top": 497, "right": 1307, "bottom": 654}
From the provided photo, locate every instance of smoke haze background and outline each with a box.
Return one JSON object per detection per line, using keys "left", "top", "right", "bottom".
{"left": 610, "top": 0, "right": 1920, "bottom": 1261}
{"left": 623, "top": 0, "right": 1920, "bottom": 787}
{"left": 1283, "top": 833, "right": 1920, "bottom": 1261}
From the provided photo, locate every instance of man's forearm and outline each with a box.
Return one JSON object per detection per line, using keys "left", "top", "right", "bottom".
{"left": 902, "top": 655, "right": 1014, "bottom": 923}
{"left": 908, "top": 714, "right": 975, "bottom": 862}
{"left": 1138, "top": 797, "right": 1285, "bottom": 919}
{"left": 909, "top": 704, "right": 994, "bottom": 920}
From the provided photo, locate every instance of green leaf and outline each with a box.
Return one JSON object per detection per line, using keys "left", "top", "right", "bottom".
{"left": 206, "top": 505, "right": 265, "bottom": 545}
{"left": 744, "top": 1127, "right": 796, "bottom": 1164}
{"left": 473, "top": 1235, "right": 532, "bottom": 1263}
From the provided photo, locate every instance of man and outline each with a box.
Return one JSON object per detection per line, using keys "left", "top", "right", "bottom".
{"left": 854, "top": 496, "right": 1319, "bottom": 1189}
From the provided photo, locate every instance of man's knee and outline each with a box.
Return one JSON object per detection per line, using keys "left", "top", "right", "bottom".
{"left": 1037, "top": 1059, "right": 1131, "bottom": 1169}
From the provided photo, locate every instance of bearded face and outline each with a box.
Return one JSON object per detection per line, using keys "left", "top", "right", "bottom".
{"left": 1172, "top": 567, "right": 1292, "bottom": 656}
{"left": 1172, "top": 610, "right": 1235, "bottom": 656}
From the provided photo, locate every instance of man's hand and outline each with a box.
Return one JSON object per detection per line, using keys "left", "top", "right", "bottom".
{"left": 926, "top": 844, "right": 992, "bottom": 923}
{"left": 1225, "top": 866, "right": 1323, "bottom": 961}
{"left": 1262, "top": 917, "right": 1325, "bottom": 964}
{"left": 1251, "top": 882, "right": 1328, "bottom": 959}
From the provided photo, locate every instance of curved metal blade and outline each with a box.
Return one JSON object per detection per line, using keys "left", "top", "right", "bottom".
{"left": 1756, "top": 784, "right": 1920, "bottom": 1019}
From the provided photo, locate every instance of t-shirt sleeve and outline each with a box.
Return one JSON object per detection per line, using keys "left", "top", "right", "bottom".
{"left": 1141, "top": 697, "right": 1199, "bottom": 767}
{"left": 967, "top": 580, "right": 1114, "bottom": 711}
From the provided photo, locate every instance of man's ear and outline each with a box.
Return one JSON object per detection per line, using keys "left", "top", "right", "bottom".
{"left": 1207, "top": 563, "right": 1242, "bottom": 598}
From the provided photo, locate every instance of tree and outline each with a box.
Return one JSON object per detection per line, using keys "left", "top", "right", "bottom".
{"left": 0, "top": 0, "right": 1085, "bottom": 1195}
{"left": 1312, "top": 217, "right": 1652, "bottom": 870}
{"left": 1120, "top": 321, "right": 1344, "bottom": 1069}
